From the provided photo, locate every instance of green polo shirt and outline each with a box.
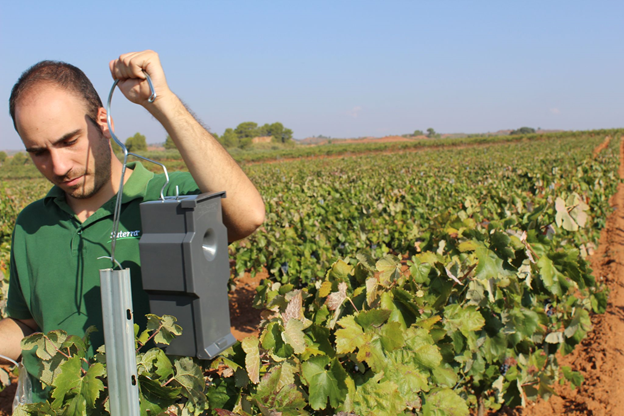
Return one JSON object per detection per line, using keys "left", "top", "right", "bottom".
{"left": 7, "top": 162, "right": 200, "bottom": 402}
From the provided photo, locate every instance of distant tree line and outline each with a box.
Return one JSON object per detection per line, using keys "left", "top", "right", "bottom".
{"left": 109, "top": 121, "right": 294, "bottom": 153}
{"left": 402, "top": 127, "right": 537, "bottom": 139}
{"left": 400, "top": 128, "right": 440, "bottom": 139}
{"left": 3, "top": 152, "right": 30, "bottom": 166}
{"left": 217, "top": 121, "right": 293, "bottom": 149}
{"left": 510, "top": 127, "right": 536, "bottom": 135}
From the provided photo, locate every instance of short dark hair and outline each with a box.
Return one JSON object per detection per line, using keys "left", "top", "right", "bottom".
{"left": 9, "top": 60, "right": 103, "bottom": 130}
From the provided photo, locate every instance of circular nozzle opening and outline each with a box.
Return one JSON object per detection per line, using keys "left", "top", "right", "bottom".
{"left": 202, "top": 228, "right": 217, "bottom": 261}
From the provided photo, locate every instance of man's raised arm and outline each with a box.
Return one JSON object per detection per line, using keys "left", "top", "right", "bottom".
{"left": 109, "top": 50, "right": 265, "bottom": 242}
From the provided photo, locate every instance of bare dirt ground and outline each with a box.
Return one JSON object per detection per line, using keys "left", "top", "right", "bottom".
{"left": 592, "top": 136, "right": 612, "bottom": 159}
{"left": 228, "top": 270, "right": 265, "bottom": 341}
{"left": 0, "top": 366, "right": 15, "bottom": 416}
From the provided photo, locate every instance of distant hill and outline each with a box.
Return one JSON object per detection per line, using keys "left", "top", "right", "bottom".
{"left": 296, "top": 130, "right": 567, "bottom": 146}
{"left": 297, "top": 137, "right": 332, "bottom": 145}
{"left": 297, "top": 135, "right": 424, "bottom": 145}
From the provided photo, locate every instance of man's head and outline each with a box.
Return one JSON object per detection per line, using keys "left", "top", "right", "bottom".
{"left": 10, "top": 60, "right": 103, "bottom": 130}
{"left": 10, "top": 60, "right": 114, "bottom": 201}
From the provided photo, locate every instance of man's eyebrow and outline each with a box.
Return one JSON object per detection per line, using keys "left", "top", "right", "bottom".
{"left": 25, "top": 129, "right": 81, "bottom": 153}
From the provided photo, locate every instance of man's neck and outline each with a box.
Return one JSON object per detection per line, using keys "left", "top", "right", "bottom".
{"left": 68, "top": 159, "right": 132, "bottom": 223}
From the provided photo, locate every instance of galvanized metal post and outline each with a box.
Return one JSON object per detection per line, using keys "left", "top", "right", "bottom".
{"left": 100, "top": 268, "right": 140, "bottom": 416}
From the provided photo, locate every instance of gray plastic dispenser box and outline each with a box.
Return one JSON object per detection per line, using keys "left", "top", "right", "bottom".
{"left": 139, "top": 191, "right": 236, "bottom": 359}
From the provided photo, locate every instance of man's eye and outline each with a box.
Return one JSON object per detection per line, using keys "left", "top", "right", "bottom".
{"left": 65, "top": 139, "right": 78, "bottom": 146}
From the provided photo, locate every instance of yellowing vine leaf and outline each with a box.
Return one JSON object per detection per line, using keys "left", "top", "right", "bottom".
{"left": 319, "top": 280, "right": 332, "bottom": 298}
{"left": 282, "top": 290, "right": 303, "bottom": 324}
{"left": 376, "top": 255, "right": 401, "bottom": 285}
{"left": 326, "top": 282, "right": 348, "bottom": 311}
{"left": 366, "top": 277, "right": 379, "bottom": 307}
{"left": 282, "top": 318, "right": 306, "bottom": 354}
{"left": 555, "top": 197, "right": 578, "bottom": 231}
{"left": 242, "top": 337, "right": 260, "bottom": 384}
{"left": 21, "top": 330, "right": 67, "bottom": 360}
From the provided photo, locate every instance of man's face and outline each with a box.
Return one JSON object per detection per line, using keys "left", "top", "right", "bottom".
{"left": 14, "top": 83, "right": 112, "bottom": 200}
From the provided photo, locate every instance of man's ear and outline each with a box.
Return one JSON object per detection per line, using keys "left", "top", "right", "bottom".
{"left": 96, "top": 107, "right": 113, "bottom": 139}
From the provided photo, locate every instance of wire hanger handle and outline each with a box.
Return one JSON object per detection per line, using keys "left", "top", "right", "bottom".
{"left": 106, "top": 70, "right": 169, "bottom": 268}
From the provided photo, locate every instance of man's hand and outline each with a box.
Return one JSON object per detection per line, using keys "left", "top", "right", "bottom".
{"left": 109, "top": 50, "right": 172, "bottom": 107}
{"left": 0, "top": 317, "right": 38, "bottom": 363}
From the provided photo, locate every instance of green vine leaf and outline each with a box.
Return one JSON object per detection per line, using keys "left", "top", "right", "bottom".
{"left": 48, "top": 356, "right": 105, "bottom": 413}
{"left": 137, "top": 348, "right": 174, "bottom": 382}
{"left": 405, "top": 328, "right": 443, "bottom": 370}
{"left": 422, "top": 388, "right": 469, "bottom": 416}
{"left": 352, "top": 373, "right": 406, "bottom": 416}
{"left": 301, "top": 356, "right": 349, "bottom": 410}
{"left": 81, "top": 363, "right": 106, "bottom": 408}
{"left": 146, "top": 314, "right": 183, "bottom": 346}
{"left": 443, "top": 304, "right": 486, "bottom": 339}
{"left": 474, "top": 247, "right": 508, "bottom": 281}
{"left": 50, "top": 356, "right": 82, "bottom": 407}
{"left": 139, "top": 375, "right": 181, "bottom": 414}
{"left": 335, "top": 315, "right": 364, "bottom": 354}
{"left": 537, "top": 256, "right": 563, "bottom": 297}
{"left": 355, "top": 309, "right": 391, "bottom": 330}
{"left": 171, "top": 357, "right": 207, "bottom": 406}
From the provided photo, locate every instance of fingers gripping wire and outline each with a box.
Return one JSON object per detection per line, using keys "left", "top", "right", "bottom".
{"left": 106, "top": 71, "right": 169, "bottom": 269}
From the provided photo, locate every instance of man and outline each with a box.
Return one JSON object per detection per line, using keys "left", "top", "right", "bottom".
{"left": 0, "top": 50, "right": 265, "bottom": 401}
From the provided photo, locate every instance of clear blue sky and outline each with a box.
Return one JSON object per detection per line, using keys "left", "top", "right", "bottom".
{"left": 1, "top": 1, "right": 623, "bottom": 150}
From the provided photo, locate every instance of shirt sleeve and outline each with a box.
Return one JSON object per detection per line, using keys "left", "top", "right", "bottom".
{"left": 5, "top": 228, "right": 33, "bottom": 320}
{"left": 165, "top": 172, "right": 201, "bottom": 196}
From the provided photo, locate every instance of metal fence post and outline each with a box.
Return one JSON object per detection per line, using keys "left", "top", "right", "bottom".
{"left": 100, "top": 268, "right": 140, "bottom": 416}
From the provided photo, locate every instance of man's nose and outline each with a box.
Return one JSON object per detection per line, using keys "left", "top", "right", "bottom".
{"left": 49, "top": 149, "right": 71, "bottom": 177}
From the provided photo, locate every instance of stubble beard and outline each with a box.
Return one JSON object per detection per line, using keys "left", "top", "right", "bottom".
{"left": 65, "top": 133, "right": 112, "bottom": 200}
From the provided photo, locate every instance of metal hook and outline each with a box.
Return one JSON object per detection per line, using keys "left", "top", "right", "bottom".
{"left": 106, "top": 70, "right": 170, "bottom": 268}
{"left": 144, "top": 72, "right": 157, "bottom": 103}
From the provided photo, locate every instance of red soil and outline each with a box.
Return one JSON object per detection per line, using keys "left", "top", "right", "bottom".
{"left": 228, "top": 271, "right": 265, "bottom": 341}
{"left": 592, "top": 136, "right": 612, "bottom": 159}
{"left": 0, "top": 366, "right": 15, "bottom": 416}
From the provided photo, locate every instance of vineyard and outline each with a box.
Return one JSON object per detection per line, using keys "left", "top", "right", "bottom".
{"left": 0, "top": 129, "right": 623, "bottom": 415}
